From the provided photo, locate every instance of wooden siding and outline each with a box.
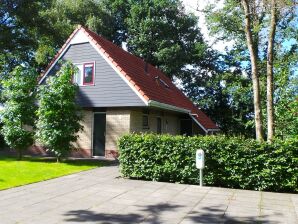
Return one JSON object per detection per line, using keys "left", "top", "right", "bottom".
{"left": 43, "top": 43, "right": 146, "bottom": 107}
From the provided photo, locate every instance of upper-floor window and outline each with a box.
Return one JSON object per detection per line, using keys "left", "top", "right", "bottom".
{"left": 73, "top": 62, "right": 95, "bottom": 86}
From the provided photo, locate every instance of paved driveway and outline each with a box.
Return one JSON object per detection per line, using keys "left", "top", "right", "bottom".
{"left": 0, "top": 165, "right": 297, "bottom": 224}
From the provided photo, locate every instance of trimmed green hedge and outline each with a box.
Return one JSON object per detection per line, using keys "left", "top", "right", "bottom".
{"left": 118, "top": 134, "right": 298, "bottom": 192}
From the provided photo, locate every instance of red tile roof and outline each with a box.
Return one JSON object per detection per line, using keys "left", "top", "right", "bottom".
{"left": 41, "top": 25, "right": 219, "bottom": 130}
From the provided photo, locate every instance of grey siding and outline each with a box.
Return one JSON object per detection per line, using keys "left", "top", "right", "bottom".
{"left": 42, "top": 43, "right": 146, "bottom": 107}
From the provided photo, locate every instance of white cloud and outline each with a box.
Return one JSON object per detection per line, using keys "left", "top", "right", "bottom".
{"left": 182, "top": 0, "right": 234, "bottom": 52}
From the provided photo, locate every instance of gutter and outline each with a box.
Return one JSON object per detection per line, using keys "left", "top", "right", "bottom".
{"left": 206, "top": 128, "right": 221, "bottom": 132}
{"left": 148, "top": 100, "right": 220, "bottom": 134}
{"left": 148, "top": 100, "right": 190, "bottom": 114}
{"left": 190, "top": 114, "right": 220, "bottom": 134}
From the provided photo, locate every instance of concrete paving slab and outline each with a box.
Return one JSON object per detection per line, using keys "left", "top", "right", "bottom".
{"left": 0, "top": 165, "right": 297, "bottom": 224}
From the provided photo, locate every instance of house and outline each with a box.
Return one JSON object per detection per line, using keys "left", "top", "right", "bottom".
{"left": 39, "top": 25, "right": 219, "bottom": 158}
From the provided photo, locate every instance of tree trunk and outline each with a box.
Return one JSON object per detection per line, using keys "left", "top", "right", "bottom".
{"left": 266, "top": 0, "right": 277, "bottom": 143}
{"left": 241, "top": 0, "right": 264, "bottom": 141}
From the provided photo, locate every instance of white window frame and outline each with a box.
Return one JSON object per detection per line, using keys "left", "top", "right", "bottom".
{"left": 73, "top": 61, "right": 96, "bottom": 86}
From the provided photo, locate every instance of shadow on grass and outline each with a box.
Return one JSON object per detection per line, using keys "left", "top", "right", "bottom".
{"left": 63, "top": 203, "right": 278, "bottom": 224}
{"left": 0, "top": 155, "right": 116, "bottom": 167}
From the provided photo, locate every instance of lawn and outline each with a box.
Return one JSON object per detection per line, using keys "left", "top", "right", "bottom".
{"left": 0, "top": 156, "right": 106, "bottom": 190}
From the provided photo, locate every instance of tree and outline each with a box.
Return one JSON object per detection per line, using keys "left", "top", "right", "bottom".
{"left": 34, "top": 0, "right": 122, "bottom": 67}
{"left": 265, "top": 0, "right": 297, "bottom": 142}
{"left": 266, "top": 0, "right": 277, "bottom": 142}
{"left": 125, "top": 0, "right": 206, "bottom": 79}
{"left": 0, "top": 0, "right": 122, "bottom": 75}
{"left": 241, "top": 0, "right": 265, "bottom": 141}
{"left": 36, "top": 62, "right": 82, "bottom": 162}
{"left": 185, "top": 71, "right": 255, "bottom": 137}
{"left": 205, "top": 0, "right": 297, "bottom": 140}
{"left": 0, "top": 66, "right": 38, "bottom": 160}
{"left": 0, "top": 0, "right": 51, "bottom": 76}
{"left": 274, "top": 46, "right": 298, "bottom": 139}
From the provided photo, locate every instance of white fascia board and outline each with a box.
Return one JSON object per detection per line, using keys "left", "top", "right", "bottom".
{"left": 38, "top": 43, "right": 73, "bottom": 85}
{"left": 206, "top": 128, "right": 220, "bottom": 132}
{"left": 38, "top": 29, "right": 87, "bottom": 85}
{"left": 148, "top": 100, "right": 190, "bottom": 114}
{"left": 88, "top": 40, "right": 148, "bottom": 106}
{"left": 190, "top": 114, "right": 208, "bottom": 134}
{"left": 38, "top": 29, "right": 148, "bottom": 106}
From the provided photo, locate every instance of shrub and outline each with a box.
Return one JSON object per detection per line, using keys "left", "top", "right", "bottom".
{"left": 119, "top": 134, "right": 298, "bottom": 193}
{"left": 0, "top": 66, "right": 38, "bottom": 159}
{"left": 36, "top": 62, "right": 82, "bottom": 162}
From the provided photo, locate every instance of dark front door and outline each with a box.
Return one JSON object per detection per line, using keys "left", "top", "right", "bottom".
{"left": 93, "top": 113, "right": 106, "bottom": 156}
{"left": 180, "top": 119, "right": 193, "bottom": 136}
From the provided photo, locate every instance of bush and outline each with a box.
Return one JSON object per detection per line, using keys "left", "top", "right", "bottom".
{"left": 0, "top": 66, "right": 38, "bottom": 159}
{"left": 119, "top": 134, "right": 298, "bottom": 193}
{"left": 36, "top": 62, "right": 82, "bottom": 162}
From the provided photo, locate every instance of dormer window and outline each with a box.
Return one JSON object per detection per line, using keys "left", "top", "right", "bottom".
{"left": 73, "top": 62, "right": 95, "bottom": 86}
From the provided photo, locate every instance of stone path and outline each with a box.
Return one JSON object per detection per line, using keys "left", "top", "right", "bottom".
{"left": 0, "top": 165, "right": 297, "bottom": 223}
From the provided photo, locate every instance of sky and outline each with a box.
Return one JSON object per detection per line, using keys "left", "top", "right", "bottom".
{"left": 182, "top": 0, "right": 234, "bottom": 52}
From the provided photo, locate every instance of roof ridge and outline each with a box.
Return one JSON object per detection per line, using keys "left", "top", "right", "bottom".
{"left": 82, "top": 27, "right": 155, "bottom": 69}
{"left": 81, "top": 27, "right": 212, "bottom": 116}
{"left": 40, "top": 25, "right": 218, "bottom": 130}
{"left": 80, "top": 27, "right": 190, "bottom": 105}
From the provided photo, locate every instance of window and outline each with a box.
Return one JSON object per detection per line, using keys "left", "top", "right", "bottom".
{"left": 157, "top": 117, "right": 162, "bottom": 134}
{"left": 73, "top": 64, "right": 83, "bottom": 85}
{"left": 73, "top": 62, "right": 95, "bottom": 86}
{"left": 142, "top": 115, "right": 149, "bottom": 129}
{"left": 83, "top": 63, "right": 94, "bottom": 85}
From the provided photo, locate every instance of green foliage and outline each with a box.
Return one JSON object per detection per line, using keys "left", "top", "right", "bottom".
{"left": 119, "top": 134, "right": 298, "bottom": 192}
{"left": 203, "top": 0, "right": 298, "bottom": 139}
{"left": 0, "top": 66, "right": 38, "bottom": 159}
{"left": 183, "top": 67, "right": 254, "bottom": 137}
{"left": 0, "top": 0, "right": 52, "bottom": 75}
{"left": 1, "top": 0, "right": 296, "bottom": 139}
{"left": 126, "top": 0, "right": 207, "bottom": 79}
{"left": 36, "top": 62, "right": 82, "bottom": 160}
{"left": 274, "top": 48, "right": 298, "bottom": 139}
{"left": 35, "top": 0, "right": 123, "bottom": 67}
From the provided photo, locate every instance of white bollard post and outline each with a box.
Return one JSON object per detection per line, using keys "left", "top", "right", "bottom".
{"left": 196, "top": 149, "right": 205, "bottom": 187}
{"left": 200, "top": 169, "right": 203, "bottom": 187}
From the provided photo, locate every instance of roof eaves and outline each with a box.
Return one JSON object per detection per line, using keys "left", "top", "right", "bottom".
{"left": 38, "top": 25, "right": 82, "bottom": 83}
{"left": 190, "top": 114, "right": 208, "bottom": 134}
{"left": 148, "top": 100, "right": 190, "bottom": 114}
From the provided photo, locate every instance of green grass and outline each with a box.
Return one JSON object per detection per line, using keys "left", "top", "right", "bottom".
{"left": 0, "top": 155, "right": 106, "bottom": 190}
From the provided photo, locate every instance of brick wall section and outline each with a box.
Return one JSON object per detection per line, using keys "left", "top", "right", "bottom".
{"left": 105, "top": 109, "right": 130, "bottom": 158}
{"left": 130, "top": 109, "right": 180, "bottom": 135}
{"left": 72, "top": 109, "right": 93, "bottom": 157}
{"left": 29, "top": 109, "right": 93, "bottom": 158}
